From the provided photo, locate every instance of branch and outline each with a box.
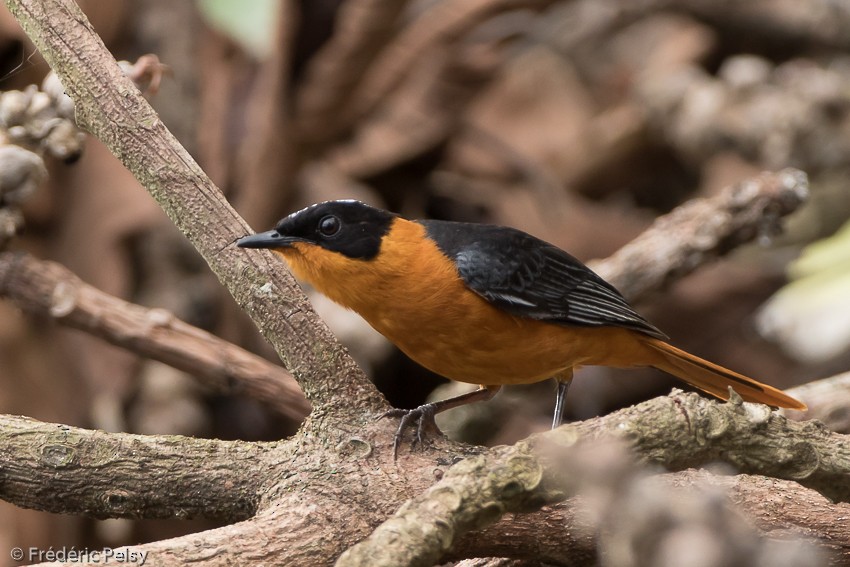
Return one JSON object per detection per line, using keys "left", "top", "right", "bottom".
{"left": 453, "top": 469, "right": 843, "bottom": 566}
{"left": 339, "top": 391, "right": 850, "bottom": 564}
{"left": 4, "top": 0, "right": 386, "bottom": 418}
{"left": 9, "top": 387, "right": 848, "bottom": 566}
{"left": 570, "top": 390, "right": 850, "bottom": 501}
{"left": 589, "top": 169, "right": 808, "bottom": 302}
{"left": 781, "top": 372, "right": 850, "bottom": 433}
{"left": 24, "top": 466, "right": 843, "bottom": 567}
{"left": 336, "top": 440, "right": 567, "bottom": 567}
{"left": 0, "top": 251, "right": 310, "bottom": 419}
{"left": 0, "top": 414, "right": 267, "bottom": 521}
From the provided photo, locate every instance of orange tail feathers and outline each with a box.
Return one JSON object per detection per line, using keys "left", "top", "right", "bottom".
{"left": 641, "top": 337, "right": 807, "bottom": 411}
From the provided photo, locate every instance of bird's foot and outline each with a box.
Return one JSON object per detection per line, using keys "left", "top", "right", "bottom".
{"left": 379, "top": 403, "right": 441, "bottom": 460}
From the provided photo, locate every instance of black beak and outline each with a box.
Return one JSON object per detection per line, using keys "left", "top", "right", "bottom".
{"left": 237, "top": 230, "right": 302, "bottom": 249}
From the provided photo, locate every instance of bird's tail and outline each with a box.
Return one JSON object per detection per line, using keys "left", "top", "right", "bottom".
{"left": 641, "top": 337, "right": 807, "bottom": 410}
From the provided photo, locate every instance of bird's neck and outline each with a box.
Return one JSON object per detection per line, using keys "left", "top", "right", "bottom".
{"left": 277, "top": 218, "right": 453, "bottom": 321}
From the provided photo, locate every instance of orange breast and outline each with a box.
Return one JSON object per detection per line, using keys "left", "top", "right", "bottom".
{"left": 276, "top": 218, "right": 651, "bottom": 386}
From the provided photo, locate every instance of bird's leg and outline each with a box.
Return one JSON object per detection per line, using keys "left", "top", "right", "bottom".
{"left": 552, "top": 369, "right": 574, "bottom": 429}
{"left": 381, "top": 385, "right": 500, "bottom": 459}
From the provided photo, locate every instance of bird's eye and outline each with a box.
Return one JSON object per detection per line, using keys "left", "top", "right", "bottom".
{"left": 318, "top": 215, "right": 341, "bottom": 237}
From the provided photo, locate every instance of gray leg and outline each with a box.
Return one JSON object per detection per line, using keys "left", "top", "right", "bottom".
{"left": 552, "top": 370, "right": 574, "bottom": 429}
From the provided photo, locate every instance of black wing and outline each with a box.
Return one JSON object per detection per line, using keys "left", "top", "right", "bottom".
{"left": 419, "top": 220, "right": 667, "bottom": 340}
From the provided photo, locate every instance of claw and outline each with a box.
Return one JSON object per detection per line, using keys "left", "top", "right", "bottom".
{"left": 380, "top": 403, "right": 439, "bottom": 459}
{"left": 377, "top": 387, "right": 499, "bottom": 459}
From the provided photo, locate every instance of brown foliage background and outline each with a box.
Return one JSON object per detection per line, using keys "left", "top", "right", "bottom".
{"left": 1, "top": 0, "right": 848, "bottom": 561}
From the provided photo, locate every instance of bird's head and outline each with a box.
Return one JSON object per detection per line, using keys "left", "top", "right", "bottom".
{"left": 237, "top": 200, "right": 403, "bottom": 306}
{"left": 237, "top": 200, "right": 396, "bottom": 260}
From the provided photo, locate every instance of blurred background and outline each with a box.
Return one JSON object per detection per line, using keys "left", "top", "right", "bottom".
{"left": 1, "top": 0, "right": 850, "bottom": 561}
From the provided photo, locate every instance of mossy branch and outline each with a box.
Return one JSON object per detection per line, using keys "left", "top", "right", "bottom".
{"left": 0, "top": 414, "right": 268, "bottom": 520}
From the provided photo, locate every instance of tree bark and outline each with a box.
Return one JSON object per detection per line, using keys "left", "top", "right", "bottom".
{"left": 0, "top": 251, "right": 309, "bottom": 419}
{"left": 0, "top": 414, "right": 266, "bottom": 520}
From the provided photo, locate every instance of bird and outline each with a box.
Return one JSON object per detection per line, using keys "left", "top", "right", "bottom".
{"left": 237, "top": 200, "right": 806, "bottom": 456}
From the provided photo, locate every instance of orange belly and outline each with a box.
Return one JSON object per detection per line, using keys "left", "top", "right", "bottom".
{"left": 372, "top": 303, "right": 650, "bottom": 386}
